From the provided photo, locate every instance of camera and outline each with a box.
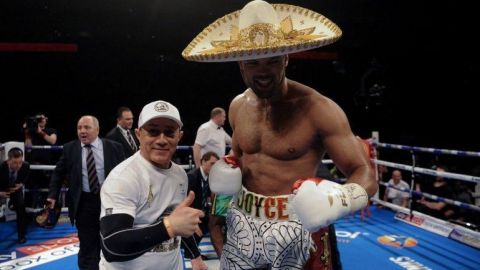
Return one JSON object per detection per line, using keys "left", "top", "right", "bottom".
{"left": 24, "top": 115, "right": 42, "bottom": 134}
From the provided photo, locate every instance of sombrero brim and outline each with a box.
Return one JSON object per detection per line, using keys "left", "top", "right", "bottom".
{"left": 182, "top": 3, "right": 342, "bottom": 62}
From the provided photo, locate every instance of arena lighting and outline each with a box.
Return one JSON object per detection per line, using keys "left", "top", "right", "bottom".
{"left": 0, "top": 42, "right": 78, "bottom": 52}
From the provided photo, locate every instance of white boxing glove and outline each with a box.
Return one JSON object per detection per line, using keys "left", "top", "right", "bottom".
{"left": 291, "top": 178, "right": 368, "bottom": 232}
{"left": 209, "top": 155, "right": 242, "bottom": 196}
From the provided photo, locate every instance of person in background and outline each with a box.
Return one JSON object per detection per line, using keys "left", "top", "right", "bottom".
{"left": 106, "top": 106, "right": 139, "bottom": 158}
{"left": 383, "top": 170, "right": 410, "bottom": 208}
{"left": 192, "top": 107, "right": 232, "bottom": 168}
{"left": 416, "top": 165, "right": 455, "bottom": 220}
{"left": 0, "top": 147, "right": 29, "bottom": 244}
{"left": 23, "top": 113, "right": 58, "bottom": 209}
{"left": 47, "top": 115, "right": 125, "bottom": 270}
{"left": 183, "top": 151, "right": 219, "bottom": 260}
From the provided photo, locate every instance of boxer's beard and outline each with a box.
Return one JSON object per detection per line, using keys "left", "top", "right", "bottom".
{"left": 250, "top": 72, "right": 285, "bottom": 99}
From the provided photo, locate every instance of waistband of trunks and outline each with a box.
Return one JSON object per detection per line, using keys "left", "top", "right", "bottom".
{"left": 234, "top": 186, "right": 297, "bottom": 221}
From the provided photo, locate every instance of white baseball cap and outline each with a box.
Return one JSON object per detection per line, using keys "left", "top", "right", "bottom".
{"left": 138, "top": 100, "right": 183, "bottom": 128}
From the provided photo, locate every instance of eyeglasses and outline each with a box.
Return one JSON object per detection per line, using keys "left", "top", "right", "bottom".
{"left": 141, "top": 127, "right": 177, "bottom": 138}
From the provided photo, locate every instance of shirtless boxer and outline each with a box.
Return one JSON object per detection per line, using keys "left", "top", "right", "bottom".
{"left": 183, "top": 1, "right": 378, "bottom": 269}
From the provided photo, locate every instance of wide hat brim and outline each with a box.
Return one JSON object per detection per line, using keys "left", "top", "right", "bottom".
{"left": 182, "top": 3, "right": 342, "bottom": 62}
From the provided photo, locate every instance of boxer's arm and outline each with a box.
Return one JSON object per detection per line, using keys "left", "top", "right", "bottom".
{"left": 100, "top": 213, "right": 171, "bottom": 262}
{"left": 313, "top": 97, "right": 377, "bottom": 196}
{"left": 209, "top": 214, "right": 226, "bottom": 256}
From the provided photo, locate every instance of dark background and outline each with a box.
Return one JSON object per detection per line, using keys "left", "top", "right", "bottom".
{"left": 1, "top": 0, "right": 478, "bottom": 153}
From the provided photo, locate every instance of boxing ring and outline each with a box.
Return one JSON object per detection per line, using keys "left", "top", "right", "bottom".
{"left": 1, "top": 137, "right": 479, "bottom": 270}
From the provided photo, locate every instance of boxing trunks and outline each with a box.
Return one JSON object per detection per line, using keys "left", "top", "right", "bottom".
{"left": 220, "top": 186, "right": 332, "bottom": 270}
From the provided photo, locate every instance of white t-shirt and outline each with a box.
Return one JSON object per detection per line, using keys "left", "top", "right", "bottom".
{"left": 194, "top": 120, "right": 232, "bottom": 158}
{"left": 99, "top": 152, "right": 188, "bottom": 270}
{"left": 386, "top": 179, "right": 410, "bottom": 206}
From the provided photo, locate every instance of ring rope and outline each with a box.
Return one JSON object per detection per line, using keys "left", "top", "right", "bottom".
{"left": 27, "top": 145, "right": 64, "bottom": 150}
{"left": 30, "top": 164, "right": 193, "bottom": 171}
{"left": 376, "top": 142, "right": 480, "bottom": 158}
{"left": 379, "top": 181, "right": 480, "bottom": 212}
{"left": 18, "top": 145, "right": 195, "bottom": 151}
{"left": 374, "top": 159, "right": 480, "bottom": 184}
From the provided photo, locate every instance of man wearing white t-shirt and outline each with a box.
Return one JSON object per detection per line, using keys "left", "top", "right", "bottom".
{"left": 99, "top": 100, "right": 207, "bottom": 270}
{"left": 193, "top": 107, "right": 232, "bottom": 167}
{"left": 384, "top": 170, "right": 410, "bottom": 207}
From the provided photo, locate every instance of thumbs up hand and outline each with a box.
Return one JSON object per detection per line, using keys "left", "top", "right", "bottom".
{"left": 166, "top": 191, "right": 205, "bottom": 237}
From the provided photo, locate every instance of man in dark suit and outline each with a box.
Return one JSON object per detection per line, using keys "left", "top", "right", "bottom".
{"left": 47, "top": 115, "right": 125, "bottom": 270}
{"left": 0, "top": 147, "right": 29, "bottom": 244}
{"left": 105, "top": 106, "right": 139, "bottom": 158}
{"left": 183, "top": 151, "right": 219, "bottom": 259}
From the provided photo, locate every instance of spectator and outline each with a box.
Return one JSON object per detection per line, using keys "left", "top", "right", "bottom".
{"left": 105, "top": 106, "right": 139, "bottom": 158}
{"left": 192, "top": 107, "right": 232, "bottom": 168}
{"left": 183, "top": 151, "right": 219, "bottom": 259}
{"left": 383, "top": 170, "right": 410, "bottom": 208}
{"left": 24, "top": 113, "right": 57, "bottom": 153}
{"left": 0, "top": 148, "right": 29, "bottom": 244}
{"left": 416, "top": 165, "right": 455, "bottom": 220}
{"left": 23, "top": 113, "right": 58, "bottom": 208}
{"left": 47, "top": 115, "right": 125, "bottom": 270}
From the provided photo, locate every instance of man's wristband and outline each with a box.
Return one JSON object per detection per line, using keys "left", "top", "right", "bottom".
{"left": 163, "top": 217, "right": 175, "bottom": 238}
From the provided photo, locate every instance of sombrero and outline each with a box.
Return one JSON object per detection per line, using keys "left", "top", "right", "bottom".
{"left": 182, "top": 0, "right": 342, "bottom": 62}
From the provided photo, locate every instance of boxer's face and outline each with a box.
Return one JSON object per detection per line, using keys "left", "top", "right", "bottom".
{"left": 137, "top": 118, "right": 183, "bottom": 169}
{"left": 239, "top": 55, "right": 288, "bottom": 99}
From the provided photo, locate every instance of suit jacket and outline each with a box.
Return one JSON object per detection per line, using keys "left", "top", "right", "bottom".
{"left": 48, "top": 138, "right": 125, "bottom": 224}
{"left": 0, "top": 161, "right": 30, "bottom": 192}
{"left": 105, "top": 126, "right": 139, "bottom": 157}
{"left": 187, "top": 168, "right": 210, "bottom": 234}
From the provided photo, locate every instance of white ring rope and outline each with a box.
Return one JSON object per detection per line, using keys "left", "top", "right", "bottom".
{"left": 30, "top": 164, "right": 193, "bottom": 171}
{"left": 374, "top": 159, "right": 480, "bottom": 184}
{"left": 1, "top": 144, "right": 194, "bottom": 151}
{"left": 379, "top": 181, "right": 480, "bottom": 212}
{"left": 376, "top": 142, "right": 480, "bottom": 158}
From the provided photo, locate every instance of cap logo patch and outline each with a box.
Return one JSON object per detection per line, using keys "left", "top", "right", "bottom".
{"left": 154, "top": 102, "right": 169, "bottom": 112}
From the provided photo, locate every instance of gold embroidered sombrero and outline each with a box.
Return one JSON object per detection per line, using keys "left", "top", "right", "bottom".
{"left": 182, "top": 0, "right": 342, "bottom": 62}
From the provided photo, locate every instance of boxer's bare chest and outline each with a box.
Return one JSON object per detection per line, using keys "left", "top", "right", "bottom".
{"left": 234, "top": 105, "right": 320, "bottom": 160}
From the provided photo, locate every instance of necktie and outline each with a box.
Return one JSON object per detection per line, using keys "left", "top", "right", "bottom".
{"left": 126, "top": 130, "right": 137, "bottom": 151}
{"left": 201, "top": 177, "right": 209, "bottom": 209}
{"left": 85, "top": 145, "right": 100, "bottom": 194}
